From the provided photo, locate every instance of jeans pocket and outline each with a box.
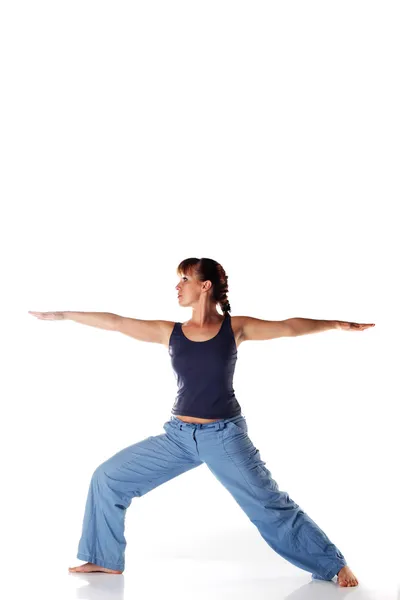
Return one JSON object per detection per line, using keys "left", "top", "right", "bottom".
{"left": 227, "top": 417, "right": 248, "bottom": 434}
{"left": 163, "top": 420, "right": 175, "bottom": 432}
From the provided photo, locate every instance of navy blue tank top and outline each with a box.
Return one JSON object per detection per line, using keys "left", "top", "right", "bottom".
{"left": 168, "top": 313, "right": 242, "bottom": 419}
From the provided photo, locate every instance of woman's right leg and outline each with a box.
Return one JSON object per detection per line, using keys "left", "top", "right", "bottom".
{"left": 70, "top": 419, "right": 203, "bottom": 572}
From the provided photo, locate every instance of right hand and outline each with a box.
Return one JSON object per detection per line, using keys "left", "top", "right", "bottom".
{"left": 28, "top": 311, "right": 65, "bottom": 320}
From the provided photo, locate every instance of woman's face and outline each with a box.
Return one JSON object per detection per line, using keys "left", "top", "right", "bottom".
{"left": 176, "top": 273, "right": 194, "bottom": 304}
{"left": 176, "top": 272, "right": 214, "bottom": 306}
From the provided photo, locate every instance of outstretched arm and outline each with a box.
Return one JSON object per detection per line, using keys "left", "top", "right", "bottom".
{"left": 28, "top": 311, "right": 119, "bottom": 330}
{"left": 239, "top": 316, "right": 375, "bottom": 342}
{"left": 287, "top": 318, "right": 375, "bottom": 336}
{"left": 28, "top": 311, "right": 171, "bottom": 344}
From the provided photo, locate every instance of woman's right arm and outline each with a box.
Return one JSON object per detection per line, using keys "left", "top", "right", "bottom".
{"left": 28, "top": 311, "right": 171, "bottom": 344}
{"left": 28, "top": 311, "right": 119, "bottom": 330}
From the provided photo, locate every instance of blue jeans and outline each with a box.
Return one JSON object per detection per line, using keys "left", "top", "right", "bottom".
{"left": 76, "top": 414, "right": 347, "bottom": 578}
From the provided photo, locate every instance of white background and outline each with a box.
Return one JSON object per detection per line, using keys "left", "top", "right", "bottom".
{"left": 1, "top": 1, "right": 398, "bottom": 598}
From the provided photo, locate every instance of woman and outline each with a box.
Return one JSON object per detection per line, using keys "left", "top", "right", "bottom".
{"left": 29, "top": 257, "right": 374, "bottom": 586}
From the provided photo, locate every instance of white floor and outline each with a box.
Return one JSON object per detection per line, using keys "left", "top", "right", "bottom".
{"left": 63, "top": 572, "right": 396, "bottom": 600}
{"left": 27, "top": 558, "right": 398, "bottom": 600}
{"left": 9, "top": 550, "right": 393, "bottom": 600}
{"left": 64, "top": 559, "right": 397, "bottom": 600}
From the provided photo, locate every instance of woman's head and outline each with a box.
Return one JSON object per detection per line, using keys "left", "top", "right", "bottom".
{"left": 176, "top": 257, "right": 231, "bottom": 315}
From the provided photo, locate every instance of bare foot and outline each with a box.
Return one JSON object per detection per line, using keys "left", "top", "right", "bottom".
{"left": 69, "top": 562, "right": 123, "bottom": 574}
{"left": 337, "top": 566, "right": 358, "bottom": 587}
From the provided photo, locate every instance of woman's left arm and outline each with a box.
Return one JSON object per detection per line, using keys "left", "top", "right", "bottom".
{"left": 287, "top": 318, "right": 375, "bottom": 336}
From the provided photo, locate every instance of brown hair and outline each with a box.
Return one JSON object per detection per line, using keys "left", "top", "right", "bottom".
{"left": 176, "top": 257, "right": 231, "bottom": 316}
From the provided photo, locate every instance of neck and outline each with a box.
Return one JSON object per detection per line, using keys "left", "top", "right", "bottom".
{"left": 189, "top": 307, "right": 223, "bottom": 327}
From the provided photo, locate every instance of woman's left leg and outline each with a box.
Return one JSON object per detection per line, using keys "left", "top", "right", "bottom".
{"left": 204, "top": 416, "right": 347, "bottom": 581}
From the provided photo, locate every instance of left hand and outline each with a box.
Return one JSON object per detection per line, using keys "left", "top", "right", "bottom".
{"left": 336, "top": 321, "right": 375, "bottom": 331}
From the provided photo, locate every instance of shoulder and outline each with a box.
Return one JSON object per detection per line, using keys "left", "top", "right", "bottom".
{"left": 229, "top": 315, "right": 246, "bottom": 346}
{"left": 230, "top": 315, "right": 245, "bottom": 333}
{"left": 232, "top": 315, "right": 294, "bottom": 342}
{"left": 159, "top": 320, "right": 177, "bottom": 347}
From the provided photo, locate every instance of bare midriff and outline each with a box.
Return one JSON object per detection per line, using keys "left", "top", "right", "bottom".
{"left": 174, "top": 415, "right": 221, "bottom": 424}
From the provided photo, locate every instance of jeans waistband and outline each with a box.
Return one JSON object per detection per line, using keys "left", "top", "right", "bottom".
{"left": 169, "top": 413, "right": 245, "bottom": 431}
